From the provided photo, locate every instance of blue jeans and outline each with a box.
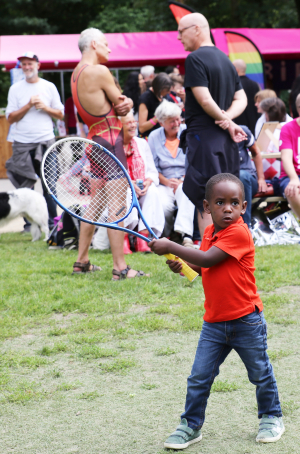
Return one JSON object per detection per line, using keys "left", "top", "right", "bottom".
{"left": 182, "top": 310, "right": 282, "bottom": 429}
{"left": 239, "top": 170, "right": 258, "bottom": 227}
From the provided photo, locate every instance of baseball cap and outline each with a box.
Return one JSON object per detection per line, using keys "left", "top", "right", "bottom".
{"left": 17, "top": 51, "right": 39, "bottom": 62}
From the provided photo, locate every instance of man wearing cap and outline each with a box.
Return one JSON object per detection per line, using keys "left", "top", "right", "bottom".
{"left": 6, "top": 51, "right": 64, "bottom": 231}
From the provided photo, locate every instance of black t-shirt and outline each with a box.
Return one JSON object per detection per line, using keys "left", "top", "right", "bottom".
{"left": 234, "top": 75, "right": 260, "bottom": 135}
{"left": 138, "top": 89, "right": 161, "bottom": 137}
{"left": 184, "top": 46, "right": 242, "bottom": 125}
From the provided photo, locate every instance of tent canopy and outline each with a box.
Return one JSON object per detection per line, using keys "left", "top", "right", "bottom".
{"left": 0, "top": 32, "right": 188, "bottom": 71}
{"left": 212, "top": 28, "right": 300, "bottom": 60}
{"left": 1, "top": 28, "right": 300, "bottom": 72}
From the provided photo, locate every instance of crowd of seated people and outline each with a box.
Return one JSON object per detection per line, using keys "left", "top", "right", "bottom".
{"left": 56, "top": 65, "right": 300, "bottom": 249}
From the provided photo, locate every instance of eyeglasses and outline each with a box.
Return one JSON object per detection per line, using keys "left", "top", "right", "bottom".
{"left": 178, "top": 25, "right": 196, "bottom": 36}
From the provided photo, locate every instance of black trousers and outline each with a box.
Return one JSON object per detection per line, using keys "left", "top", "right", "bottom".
{"left": 183, "top": 120, "right": 239, "bottom": 212}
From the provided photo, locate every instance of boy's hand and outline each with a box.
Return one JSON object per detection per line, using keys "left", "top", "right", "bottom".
{"left": 166, "top": 259, "right": 182, "bottom": 273}
{"left": 148, "top": 238, "right": 171, "bottom": 255}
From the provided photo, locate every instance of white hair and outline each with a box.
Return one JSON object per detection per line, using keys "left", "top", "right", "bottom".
{"left": 155, "top": 99, "right": 182, "bottom": 123}
{"left": 78, "top": 28, "right": 104, "bottom": 53}
{"left": 140, "top": 65, "right": 155, "bottom": 79}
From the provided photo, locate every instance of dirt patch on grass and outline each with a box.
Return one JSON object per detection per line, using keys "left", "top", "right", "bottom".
{"left": 128, "top": 304, "right": 150, "bottom": 314}
{"left": 274, "top": 285, "right": 300, "bottom": 296}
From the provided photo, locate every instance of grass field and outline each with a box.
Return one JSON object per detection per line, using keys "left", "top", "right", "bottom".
{"left": 1, "top": 232, "right": 300, "bottom": 453}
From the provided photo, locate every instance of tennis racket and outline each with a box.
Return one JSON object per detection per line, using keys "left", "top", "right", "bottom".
{"left": 41, "top": 137, "right": 198, "bottom": 282}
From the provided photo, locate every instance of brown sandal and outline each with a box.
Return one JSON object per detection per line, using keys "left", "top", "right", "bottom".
{"left": 112, "top": 265, "right": 149, "bottom": 281}
{"left": 72, "top": 261, "right": 102, "bottom": 275}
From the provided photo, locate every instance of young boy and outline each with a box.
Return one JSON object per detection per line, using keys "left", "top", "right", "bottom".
{"left": 149, "top": 173, "right": 284, "bottom": 450}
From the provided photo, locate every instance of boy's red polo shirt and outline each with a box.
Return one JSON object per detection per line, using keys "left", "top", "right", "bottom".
{"left": 201, "top": 217, "right": 263, "bottom": 323}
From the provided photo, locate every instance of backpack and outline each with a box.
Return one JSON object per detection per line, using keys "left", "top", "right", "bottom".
{"left": 47, "top": 205, "right": 81, "bottom": 250}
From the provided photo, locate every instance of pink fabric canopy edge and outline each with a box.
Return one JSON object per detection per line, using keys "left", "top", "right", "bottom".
{"left": 212, "top": 28, "right": 300, "bottom": 60}
{"left": 0, "top": 31, "right": 189, "bottom": 70}
{"left": 1, "top": 28, "right": 300, "bottom": 71}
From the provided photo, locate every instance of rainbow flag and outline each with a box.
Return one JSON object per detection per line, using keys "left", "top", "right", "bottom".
{"left": 168, "top": 1, "right": 195, "bottom": 24}
{"left": 225, "top": 31, "right": 265, "bottom": 89}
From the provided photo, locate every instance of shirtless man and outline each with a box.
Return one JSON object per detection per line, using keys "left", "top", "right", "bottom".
{"left": 71, "top": 28, "right": 146, "bottom": 279}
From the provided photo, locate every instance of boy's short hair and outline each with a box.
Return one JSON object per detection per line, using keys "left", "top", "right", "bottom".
{"left": 205, "top": 173, "right": 245, "bottom": 201}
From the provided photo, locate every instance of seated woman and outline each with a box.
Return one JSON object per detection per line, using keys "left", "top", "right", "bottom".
{"left": 148, "top": 100, "right": 195, "bottom": 247}
{"left": 260, "top": 97, "right": 290, "bottom": 180}
{"left": 254, "top": 89, "right": 277, "bottom": 138}
{"left": 121, "top": 112, "right": 165, "bottom": 253}
{"left": 279, "top": 94, "right": 300, "bottom": 218}
{"left": 138, "top": 73, "right": 172, "bottom": 139}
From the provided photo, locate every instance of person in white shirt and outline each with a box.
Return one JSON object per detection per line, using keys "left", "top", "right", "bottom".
{"left": 260, "top": 97, "right": 292, "bottom": 180}
{"left": 6, "top": 51, "right": 64, "bottom": 230}
{"left": 254, "top": 89, "right": 292, "bottom": 139}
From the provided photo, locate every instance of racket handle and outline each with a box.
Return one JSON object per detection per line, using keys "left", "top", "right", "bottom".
{"left": 164, "top": 254, "right": 198, "bottom": 282}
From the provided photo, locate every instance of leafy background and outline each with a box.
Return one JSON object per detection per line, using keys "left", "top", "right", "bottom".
{"left": 1, "top": 0, "right": 300, "bottom": 104}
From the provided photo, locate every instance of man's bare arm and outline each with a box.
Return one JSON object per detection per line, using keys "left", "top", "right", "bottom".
{"left": 191, "top": 87, "right": 247, "bottom": 142}
{"left": 248, "top": 142, "right": 267, "bottom": 193}
{"left": 7, "top": 98, "right": 34, "bottom": 124}
{"left": 99, "top": 67, "right": 133, "bottom": 115}
{"left": 191, "top": 86, "right": 227, "bottom": 121}
{"left": 281, "top": 148, "right": 300, "bottom": 197}
{"left": 34, "top": 100, "right": 64, "bottom": 120}
{"left": 226, "top": 89, "right": 247, "bottom": 120}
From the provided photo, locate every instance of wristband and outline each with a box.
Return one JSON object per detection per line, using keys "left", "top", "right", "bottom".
{"left": 149, "top": 117, "right": 157, "bottom": 126}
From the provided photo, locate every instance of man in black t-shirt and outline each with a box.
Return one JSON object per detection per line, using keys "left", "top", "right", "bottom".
{"left": 177, "top": 13, "right": 247, "bottom": 237}
{"left": 233, "top": 59, "right": 260, "bottom": 135}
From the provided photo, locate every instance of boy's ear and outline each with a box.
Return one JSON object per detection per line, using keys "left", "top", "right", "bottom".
{"left": 241, "top": 200, "right": 247, "bottom": 215}
{"left": 203, "top": 199, "right": 211, "bottom": 214}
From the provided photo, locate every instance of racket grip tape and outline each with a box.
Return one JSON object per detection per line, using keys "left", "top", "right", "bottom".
{"left": 164, "top": 253, "right": 199, "bottom": 282}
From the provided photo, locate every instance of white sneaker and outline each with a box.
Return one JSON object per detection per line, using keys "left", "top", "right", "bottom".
{"left": 256, "top": 415, "right": 285, "bottom": 443}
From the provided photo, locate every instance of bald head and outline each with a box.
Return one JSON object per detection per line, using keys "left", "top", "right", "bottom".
{"left": 232, "top": 59, "right": 247, "bottom": 76}
{"left": 180, "top": 12, "right": 209, "bottom": 30}
{"left": 178, "top": 13, "right": 212, "bottom": 52}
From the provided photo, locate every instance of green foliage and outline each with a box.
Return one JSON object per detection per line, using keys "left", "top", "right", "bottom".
{"left": 0, "top": 70, "right": 11, "bottom": 108}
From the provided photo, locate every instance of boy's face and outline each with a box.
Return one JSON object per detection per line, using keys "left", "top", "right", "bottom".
{"left": 203, "top": 181, "right": 247, "bottom": 233}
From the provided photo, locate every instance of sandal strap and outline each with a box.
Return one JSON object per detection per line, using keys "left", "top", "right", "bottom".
{"left": 112, "top": 265, "right": 131, "bottom": 279}
{"left": 73, "top": 261, "right": 91, "bottom": 272}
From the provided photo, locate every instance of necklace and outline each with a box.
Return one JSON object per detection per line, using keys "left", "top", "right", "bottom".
{"left": 124, "top": 142, "right": 133, "bottom": 156}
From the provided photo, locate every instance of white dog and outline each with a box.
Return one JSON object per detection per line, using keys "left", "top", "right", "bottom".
{"left": 0, "top": 188, "right": 49, "bottom": 241}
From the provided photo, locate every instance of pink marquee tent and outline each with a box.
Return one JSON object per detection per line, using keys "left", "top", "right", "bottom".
{"left": 0, "top": 31, "right": 188, "bottom": 71}
{"left": 1, "top": 28, "right": 300, "bottom": 72}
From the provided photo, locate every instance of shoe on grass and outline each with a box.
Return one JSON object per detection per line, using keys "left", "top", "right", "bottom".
{"left": 256, "top": 415, "right": 285, "bottom": 443}
{"left": 164, "top": 418, "right": 202, "bottom": 450}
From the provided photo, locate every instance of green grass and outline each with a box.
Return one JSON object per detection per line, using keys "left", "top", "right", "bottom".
{"left": 267, "top": 349, "right": 293, "bottom": 361}
{"left": 99, "top": 357, "right": 136, "bottom": 373}
{"left": 155, "top": 346, "right": 177, "bottom": 356}
{"left": 77, "top": 345, "right": 119, "bottom": 359}
{"left": 1, "top": 234, "right": 300, "bottom": 453}
{"left": 211, "top": 379, "right": 240, "bottom": 393}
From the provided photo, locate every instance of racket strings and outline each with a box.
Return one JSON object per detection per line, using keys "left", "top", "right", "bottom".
{"left": 43, "top": 139, "right": 133, "bottom": 223}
